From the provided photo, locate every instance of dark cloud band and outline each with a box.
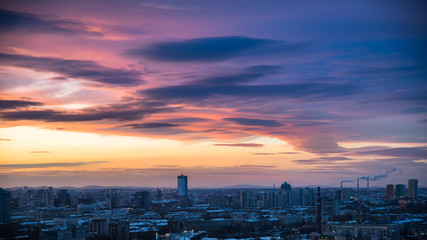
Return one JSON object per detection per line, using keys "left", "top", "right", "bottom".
{"left": 0, "top": 53, "right": 144, "bottom": 86}
{"left": 0, "top": 8, "right": 102, "bottom": 36}
{"left": 127, "top": 36, "right": 281, "bottom": 62}
{"left": 224, "top": 117, "right": 283, "bottom": 127}
{"left": 0, "top": 161, "right": 108, "bottom": 169}
{"left": 0, "top": 99, "right": 42, "bottom": 110}
{"left": 213, "top": 143, "right": 263, "bottom": 148}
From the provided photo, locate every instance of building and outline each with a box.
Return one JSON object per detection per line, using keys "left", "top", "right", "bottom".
{"left": 177, "top": 174, "right": 188, "bottom": 197}
{"left": 395, "top": 184, "right": 405, "bottom": 198}
{"left": 54, "top": 189, "right": 71, "bottom": 208}
{"left": 386, "top": 184, "right": 394, "bottom": 201}
{"left": 280, "top": 181, "right": 291, "bottom": 191}
{"left": 108, "top": 222, "right": 130, "bottom": 240}
{"left": 107, "top": 189, "right": 119, "bottom": 210}
{"left": 0, "top": 188, "right": 11, "bottom": 224}
{"left": 408, "top": 179, "right": 418, "bottom": 199}
{"left": 89, "top": 219, "right": 109, "bottom": 236}
{"left": 134, "top": 191, "right": 150, "bottom": 208}
{"left": 240, "top": 191, "right": 252, "bottom": 208}
{"left": 335, "top": 189, "right": 350, "bottom": 202}
{"left": 323, "top": 198, "right": 339, "bottom": 218}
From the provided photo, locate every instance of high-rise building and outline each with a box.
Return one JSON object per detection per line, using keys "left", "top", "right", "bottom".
{"left": 302, "top": 188, "right": 314, "bottom": 205}
{"left": 292, "top": 188, "right": 302, "bottom": 206}
{"left": 240, "top": 191, "right": 252, "bottom": 208}
{"left": 0, "top": 188, "right": 11, "bottom": 224}
{"left": 134, "top": 191, "right": 150, "bottom": 208}
{"left": 275, "top": 181, "right": 292, "bottom": 207}
{"left": 408, "top": 179, "right": 418, "bottom": 199}
{"left": 280, "top": 181, "right": 291, "bottom": 191}
{"left": 177, "top": 174, "right": 188, "bottom": 197}
{"left": 107, "top": 189, "right": 119, "bottom": 210}
{"left": 54, "top": 189, "right": 71, "bottom": 208}
{"left": 386, "top": 184, "right": 394, "bottom": 201}
{"left": 323, "top": 198, "right": 339, "bottom": 217}
{"left": 395, "top": 184, "right": 405, "bottom": 198}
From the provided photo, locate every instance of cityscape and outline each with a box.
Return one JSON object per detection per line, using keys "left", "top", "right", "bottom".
{"left": 1, "top": 0, "right": 427, "bottom": 239}
{"left": 0, "top": 176, "right": 425, "bottom": 239}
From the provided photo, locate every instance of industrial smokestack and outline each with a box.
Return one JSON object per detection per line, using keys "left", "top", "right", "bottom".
{"left": 316, "top": 187, "right": 322, "bottom": 235}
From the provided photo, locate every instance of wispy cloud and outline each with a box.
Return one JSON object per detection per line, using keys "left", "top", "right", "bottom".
{"left": 140, "top": 82, "right": 360, "bottom": 103}
{"left": 354, "top": 147, "right": 427, "bottom": 159}
{"left": 235, "top": 164, "right": 276, "bottom": 168}
{"left": 0, "top": 8, "right": 102, "bottom": 36}
{"left": 293, "top": 156, "right": 351, "bottom": 164}
{"left": 224, "top": 117, "right": 283, "bottom": 127}
{"left": 140, "top": 1, "right": 201, "bottom": 11}
{"left": 213, "top": 143, "right": 263, "bottom": 148}
{"left": 0, "top": 161, "right": 109, "bottom": 169}
{"left": 0, "top": 53, "right": 144, "bottom": 86}
{"left": 252, "top": 152, "right": 301, "bottom": 155}
{"left": 0, "top": 99, "right": 42, "bottom": 110}
{"left": 127, "top": 36, "right": 281, "bottom": 62}
{"left": 122, "top": 122, "right": 180, "bottom": 129}
{"left": 0, "top": 101, "right": 173, "bottom": 122}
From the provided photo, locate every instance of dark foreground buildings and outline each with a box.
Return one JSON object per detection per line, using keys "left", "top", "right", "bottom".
{"left": 0, "top": 178, "right": 425, "bottom": 239}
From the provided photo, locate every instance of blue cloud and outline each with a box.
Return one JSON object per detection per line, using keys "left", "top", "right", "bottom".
{"left": 224, "top": 118, "right": 283, "bottom": 127}
{"left": 0, "top": 161, "right": 108, "bottom": 169}
{"left": 122, "top": 122, "right": 180, "bottom": 129}
{"left": 0, "top": 53, "right": 144, "bottom": 86}
{"left": 127, "top": 36, "right": 282, "bottom": 62}
{"left": 140, "top": 82, "right": 360, "bottom": 101}
{"left": 0, "top": 8, "right": 102, "bottom": 36}
{"left": 0, "top": 99, "right": 42, "bottom": 110}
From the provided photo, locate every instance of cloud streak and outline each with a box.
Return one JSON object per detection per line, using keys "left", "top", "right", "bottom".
{"left": 122, "top": 122, "right": 180, "bottom": 129}
{"left": 127, "top": 36, "right": 281, "bottom": 62}
{"left": 140, "top": 82, "right": 361, "bottom": 102}
{"left": 0, "top": 53, "right": 144, "bottom": 86}
{"left": 355, "top": 147, "right": 427, "bottom": 159}
{"left": 213, "top": 143, "right": 264, "bottom": 148}
{"left": 0, "top": 99, "right": 43, "bottom": 110}
{"left": 0, "top": 8, "right": 102, "bottom": 36}
{"left": 293, "top": 157, "right": 351, "bottom": 164}
{"left": 0, "top": 161, "right": 108, "bottom": 169}
{"left": 0, "top": 101, "right": 173, "bottom": 122}
{"left": 224, "top": 118, "right": 283, "bottom": 127}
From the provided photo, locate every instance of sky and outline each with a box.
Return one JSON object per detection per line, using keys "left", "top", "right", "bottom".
{"left": 0, "top": 0, "right": 426, "bottom": 188}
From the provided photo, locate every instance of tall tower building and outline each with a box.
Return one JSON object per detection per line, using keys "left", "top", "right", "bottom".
{"left": 395, "top": 184, "right": 405, "bottom": 198}
{"left": 177, "top": 174, "right": 188, "bottom": 197}
{"left": 134, "top": 191, "right": 150, "bottom": 208}
{"left": 0, "top": 188, "right": 11, "bottom": 224}
{"left": 408, "top": 179, "right": 418, "bottom": 199}
{"left": 386, "top": 184, "right": 394, "bottom": 201}
{"left": 54, "top": 189, "right": 71, "bottom": 207}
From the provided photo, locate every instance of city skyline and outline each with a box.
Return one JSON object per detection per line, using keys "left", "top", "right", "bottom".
{"left": 1, "top": 0, "right": 427, "bottom": 188}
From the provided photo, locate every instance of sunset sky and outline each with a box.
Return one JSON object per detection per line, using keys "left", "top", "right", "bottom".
{"left": 1, "top": 0, "right": 426, "bottom": 188}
